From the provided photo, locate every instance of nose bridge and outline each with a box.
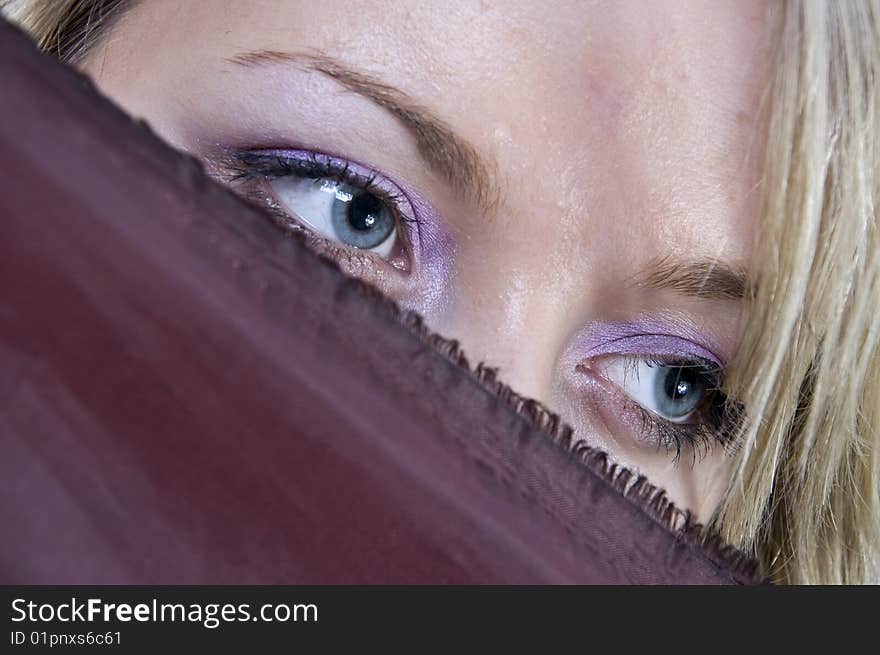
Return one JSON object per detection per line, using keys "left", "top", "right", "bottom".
{"left": 432, "top": 163, "right": 589, "bottom": 405}
{"left": 441, "top": 259, "right": 570, "bottom": 403}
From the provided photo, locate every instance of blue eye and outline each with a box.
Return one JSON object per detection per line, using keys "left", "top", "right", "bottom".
{"left": 271, "top": 176, "right": 398, "bottom": 256}
{"left": 226, "top": 150, "right": 417, "bottom": 269}
{"left": 601, "top": 357, "right": 717, "bottom": 424}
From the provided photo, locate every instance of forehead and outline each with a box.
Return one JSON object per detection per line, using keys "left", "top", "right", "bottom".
{"left": 101, "top": 0, "right": 774, "bottom": 266}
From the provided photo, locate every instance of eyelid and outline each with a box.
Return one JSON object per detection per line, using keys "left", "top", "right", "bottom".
{"left": 577, "top": 332, "right": 725, "bottom": 369}
{"left": 224, "top": 148, "right": 421, "bottom": 274}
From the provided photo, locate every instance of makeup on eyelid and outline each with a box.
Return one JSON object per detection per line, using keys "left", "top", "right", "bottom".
{"left": 556, "top": 314, "right": 737, "bottom": 461}
{"left": 226, "top": 148, "right": 457, "bottom": 314}
{"left": 569, "top": 317, "right": 728, "bottom": 368}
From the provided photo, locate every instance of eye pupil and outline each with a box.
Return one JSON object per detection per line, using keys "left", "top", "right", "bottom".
{"left": 664, "top": 367, "right": 696, "bottom": 401}
{"left": 348, "top": 192, "right": 383, "bottom": 231}
{"left": 670, "top": 376, "right": 692, "bottom": 400}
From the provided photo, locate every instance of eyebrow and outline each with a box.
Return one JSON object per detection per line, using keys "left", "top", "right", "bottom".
{"left": 634, "top": 257, "right": 748, "bottom": 301}
{"left": 227, "top": 49, "right": 498, "bottom": 211}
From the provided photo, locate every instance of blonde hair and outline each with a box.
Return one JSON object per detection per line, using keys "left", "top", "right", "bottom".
{"left": 718, "top": 1, "right": 880, "bottom": 585}
{"left": 1, "top": 0, "right": 128, "bottom": 63}
{"left": 4, "top": 0, "right": 878, "bottom": 584}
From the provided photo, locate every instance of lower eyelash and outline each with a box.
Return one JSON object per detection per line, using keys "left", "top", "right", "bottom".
{"left": 626, "top": 397, "right": 718, "bottom": 465}
{"left": 247, "top": 210, "right": 383, "bottom": 271}
{"left": 618, "top": 356, "right": 742, "bottom": 465}
{"left": 641, "top": 398, "right": 743, "bottom": 466}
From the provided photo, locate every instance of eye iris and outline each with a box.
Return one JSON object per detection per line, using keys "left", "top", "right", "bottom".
{"left": 657, "top": 366, "right": 704, "bottom": 420}
{"left": 331, "top": 186, "right": 395, "bottom": 249}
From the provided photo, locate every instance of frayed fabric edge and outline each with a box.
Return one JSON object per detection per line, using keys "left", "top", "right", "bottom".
{"left": 342, "top": 274, "right": 765, "bottom": 584}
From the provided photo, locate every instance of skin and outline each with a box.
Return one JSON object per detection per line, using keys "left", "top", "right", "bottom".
{"left": 80, "top": 0, "right": 776, "bottom": 520}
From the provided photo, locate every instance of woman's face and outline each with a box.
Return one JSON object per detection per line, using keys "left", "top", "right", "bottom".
{"left": 82, "top": 0, "right": 775, "bottom": 519}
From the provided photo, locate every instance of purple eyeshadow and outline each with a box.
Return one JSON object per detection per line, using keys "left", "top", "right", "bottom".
{"left": 573, "top": 318, "right": 726, "bottom": 367}
{"left": 253, "top": 148, "right": 456, "bottom": 311}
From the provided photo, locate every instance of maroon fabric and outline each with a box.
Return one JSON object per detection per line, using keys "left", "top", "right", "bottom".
{"left": 0, "top": 19, "right": 761, "bottom": 584}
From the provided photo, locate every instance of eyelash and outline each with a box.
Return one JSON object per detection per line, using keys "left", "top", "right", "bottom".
{"left": 223, "top": 150, "right": 417, "bottom": 267}
{"left": 619, "top": 356, "right": 740, "bottom": 464}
